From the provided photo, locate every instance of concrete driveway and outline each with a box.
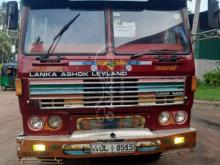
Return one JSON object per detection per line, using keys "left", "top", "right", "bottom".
{"left": 0, "top": 91, "right": 219, "bottom": 165}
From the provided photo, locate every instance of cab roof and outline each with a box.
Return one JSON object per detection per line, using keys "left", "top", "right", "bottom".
{"left": 22, "top": 0, "right": 187, "bottom": 10}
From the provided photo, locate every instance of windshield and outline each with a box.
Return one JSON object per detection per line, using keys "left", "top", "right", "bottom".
{"left": 24, "top": 9, "right": 106, "bottom": 55}
{"left": 113, "top": 10, "right": 190, "bottom": 55}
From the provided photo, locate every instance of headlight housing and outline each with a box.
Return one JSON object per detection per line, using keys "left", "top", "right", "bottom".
{"left": 29, "top": 116, "right": 44, "bottom": 131}
{"left": 48, "top": 115, "right": 63, "bottom": 129}
{"left": 159, "top": 111, "right": 170, "bottom": 125}
{"left": 175, "top": 111, "right": 187, "bottom": 124}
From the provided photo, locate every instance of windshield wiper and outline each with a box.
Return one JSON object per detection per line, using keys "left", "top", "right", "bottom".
{"left": 130, "top": 49, "right": 180, "bottom": 59}
{"left": 38, "top": 13, "right": 80, "bottom": 62}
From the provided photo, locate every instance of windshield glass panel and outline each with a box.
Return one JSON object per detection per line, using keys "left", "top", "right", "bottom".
{"left": 24, "top": 9, "right": 106, "bottom": 55}
{"left": 113, "top": 10, "right": 189, "bottom": 55}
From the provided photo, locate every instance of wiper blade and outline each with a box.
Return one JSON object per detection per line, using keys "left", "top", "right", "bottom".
{"left": 53, "top": 13, "right": 80, "bottom": 42}
{"left": 39, "top": 13, "right": 80, "bottom": 61}
{"left": 130, "top": 49, "right": 180, "bottom": 59}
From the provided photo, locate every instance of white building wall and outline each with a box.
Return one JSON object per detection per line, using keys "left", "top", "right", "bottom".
{"left": 195, "top": 59, "right": 220, "bottom": 80}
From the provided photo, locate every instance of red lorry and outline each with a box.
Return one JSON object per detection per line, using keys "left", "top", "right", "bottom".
{"left": 8, "top": 0, "right": 197, "bottom": 163}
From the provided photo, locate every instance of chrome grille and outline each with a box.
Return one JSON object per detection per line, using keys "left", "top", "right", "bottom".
{"left": 29, "top": 77, "right": 186, "bottom": 109}
{"left": 83, "top": 78, "right": 138, "bottom": 106}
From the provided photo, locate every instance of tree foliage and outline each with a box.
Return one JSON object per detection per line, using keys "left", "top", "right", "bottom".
{"left": 0, "top": 1, "right": 6, "bottom": 28}
{"left": 0, "top": 1, "right": 12, "bottom": 63}
{"left": 204, "top": 68, "right": 220, "bottom": 87}
{"left": 0, "top": 31, "right": 12, "bottom": 63}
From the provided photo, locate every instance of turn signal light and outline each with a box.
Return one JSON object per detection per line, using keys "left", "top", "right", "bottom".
{"left": 15, "top": 78, "right": 22, "bottom": 96}
{"left": 33, "top": 144, "right": 46, "bottom": 152}
{"left": 191, "top": 76, "right": 197, "bottom": 92}
{"left": 174, "top": 137, "right": 185, "bottom": 145}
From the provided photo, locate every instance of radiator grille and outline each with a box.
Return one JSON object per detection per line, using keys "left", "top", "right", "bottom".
{"left": 29, "top": 77, "right": 186, "bottom": 109}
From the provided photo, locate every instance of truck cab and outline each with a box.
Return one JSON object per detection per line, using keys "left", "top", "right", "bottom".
{"left": 9, "top": 0, "right": 196, "bottom": 163}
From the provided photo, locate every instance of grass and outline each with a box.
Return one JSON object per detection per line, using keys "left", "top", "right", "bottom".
{"left": 195, "top": 83, "right": 220, "bottom": 101}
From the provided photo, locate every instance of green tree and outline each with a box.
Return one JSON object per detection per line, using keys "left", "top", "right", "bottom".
{"left": 0, "top": 1, "right": 6, "bottom": 29}
{"left": 0, "top": 1, "right": 12, "bottom": 63}
{"left": 0, "top": 31, "right": 12, "bottom": 63}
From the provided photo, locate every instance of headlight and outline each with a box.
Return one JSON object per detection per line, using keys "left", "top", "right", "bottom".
{"left": 48, "top": 115, "right": 63, "bottom": 129}
{"left": 159, "top": 111, "right": 170, "bottom": 124}
{"left": 29, "top": 116, "right": 44, "bottom": 131}
{"left": 175, "top": 111, "right": 187, "bottom": 124}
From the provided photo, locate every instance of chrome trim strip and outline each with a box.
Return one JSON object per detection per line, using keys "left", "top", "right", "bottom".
{"left": 18, "top": 158, "right": 63, "bottom": 165}
{"left": 39, "top": 103, "right": 184, "bottom": 109}
{"left": 31, "top": 94, "right": 184, "bottom": 100}
{"left": 17, "top": 128, "right": 196, "bottom": 142}
{"left": 30, "top": 85, "right": 184, "bottom": 90}
{"left": 32, "top": 89, "right": 184, "bottom": 95}
{"left": 29, "top": 76, "right": 186, "bottom": 81}
{"left": 40, "top": 99, "right": 184, "bottom": 105}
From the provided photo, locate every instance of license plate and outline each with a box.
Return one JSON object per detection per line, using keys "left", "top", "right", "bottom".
{"left": 91, "top": 142, "right": 135, "bottom": 154}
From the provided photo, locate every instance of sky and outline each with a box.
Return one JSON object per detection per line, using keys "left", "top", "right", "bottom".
{"left": 187, "top": 0, "right": 209, "bottom": 12}
{"left": 0, "top": 0, "right": 218, "bottom": 12}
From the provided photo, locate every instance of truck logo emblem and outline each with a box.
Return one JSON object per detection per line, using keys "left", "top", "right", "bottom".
{"left": 106, "top": 61, "right": 117, "bottom": 70}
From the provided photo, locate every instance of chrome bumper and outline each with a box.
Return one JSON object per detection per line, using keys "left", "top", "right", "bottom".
{"left": 17, "top": 128, "right": 196, "bottom": 141}
{"left": 17, "top": 128, "right": 196, "bottom": 160}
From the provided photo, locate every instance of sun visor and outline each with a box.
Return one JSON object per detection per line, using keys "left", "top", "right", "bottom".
{"left": 22, "top": 0, "right": 187, "bottom": 10}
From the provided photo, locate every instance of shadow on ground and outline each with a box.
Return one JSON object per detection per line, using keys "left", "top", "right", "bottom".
{"left": 63, "top": 155, "right": 161, "bottom": 165}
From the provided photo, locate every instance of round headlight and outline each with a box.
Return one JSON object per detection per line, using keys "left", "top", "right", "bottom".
{"left": 175, "top": 111, "right": 187, "bottom": 124}
{"left": 159, "top": 112, "right": 170, "bottom": 124}
{"left": 29, "top": 116, "right": 44, "bottom": 131}
{"left": 48, "top": 116, "right": 63, "bottom": 129}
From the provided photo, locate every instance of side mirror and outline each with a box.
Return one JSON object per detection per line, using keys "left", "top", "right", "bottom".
{"left": 208, "top": 0, "right": 220, "bottom": 29}
{"left": 5, "top": 1, "right": 18, "bottom": 30}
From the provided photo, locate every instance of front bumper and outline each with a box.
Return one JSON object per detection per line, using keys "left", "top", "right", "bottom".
{"left": 17, "top": 128, "right": 196, "bottom": 159}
